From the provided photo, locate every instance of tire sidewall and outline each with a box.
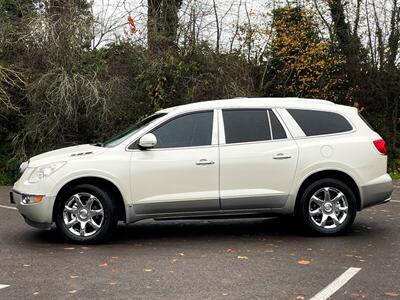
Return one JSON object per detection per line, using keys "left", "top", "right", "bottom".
{"left": 55, "top": 184, "right": 117, "bottom": 244}
{"left": 298, "top": 178, "right": 357, "bottom": 235}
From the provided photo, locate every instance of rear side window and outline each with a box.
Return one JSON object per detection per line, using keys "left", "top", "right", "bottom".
{"left": 223, "top": 110, "right": 271, "bottom": 144}
{"left": 288, "top": 109, "right": 352, "bottom": 136}
{"left": 269, "top": 111, "right": 287, "bottom": 140}
{"left": 151, "top": 111, "right": 213, "bottom": 149}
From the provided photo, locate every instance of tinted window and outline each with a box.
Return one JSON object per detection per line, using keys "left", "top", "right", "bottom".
{"left": 269, "top": 111, "right": 287, "bottom": 139}
{"left": 288, "top": 109, "right": 352, "bottom": 136}
{"left": 151, "top": 111, "right": 213, "bottom": 149}
{"left": 223, "top": 110, "right": 271, "bottom": 144}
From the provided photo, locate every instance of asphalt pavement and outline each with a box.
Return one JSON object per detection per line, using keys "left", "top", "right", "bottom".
{"left": 0, "top": 185, "right": 399, "bottom": 299}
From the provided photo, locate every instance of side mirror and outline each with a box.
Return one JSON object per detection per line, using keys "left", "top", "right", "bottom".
{"left": 138, "top": 133, "right": 157, "bottom": 149}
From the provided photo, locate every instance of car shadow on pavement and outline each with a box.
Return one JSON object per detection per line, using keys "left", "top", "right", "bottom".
{"left": 29, "top": 215, "right": 381, "bottom": 245}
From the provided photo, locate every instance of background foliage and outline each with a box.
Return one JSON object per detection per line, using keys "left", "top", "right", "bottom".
{"left": 0, "top": 0, "right": 400, "bottom": 184}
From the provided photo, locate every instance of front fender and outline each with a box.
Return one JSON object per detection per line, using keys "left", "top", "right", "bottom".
{"left": 50, "top": 169, "right": 130, "bottom": 205}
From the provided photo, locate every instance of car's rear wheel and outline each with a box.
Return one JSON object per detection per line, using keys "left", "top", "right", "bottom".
{"left": 55, "top": 184, "right": 117, "bottom": 244}
{"left": 297, "top": 178, "right": 357, "bottom": 236}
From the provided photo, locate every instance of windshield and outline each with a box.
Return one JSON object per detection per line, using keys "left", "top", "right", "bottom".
{"left": 102, "top": 113, "right": 167, "bottom": 147}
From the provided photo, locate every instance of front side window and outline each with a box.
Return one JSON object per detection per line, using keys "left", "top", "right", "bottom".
{"left": 288, "top": 109, "right": 353, "bottom": 136}
{"left": 150, "top": 111, "right": 213, "bottom": 149}
{"left": 223, "top": 109, "right": 271, "bottom": 144}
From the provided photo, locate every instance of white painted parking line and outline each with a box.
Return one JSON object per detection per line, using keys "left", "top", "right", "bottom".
{"left": 0, "top": 284, "right": 10, "bottom": 290}
{"left": 310, "top": 267, "right": 361, "bottom": 300}
{"left": 0, "top": 204, "right": 17, "bottom": 210}
{"left": 391, "top": 200, "right": 400, "bottom": 203}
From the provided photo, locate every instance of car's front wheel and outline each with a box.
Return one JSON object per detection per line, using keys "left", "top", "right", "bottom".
{"left": 297, "top": 178, "right": 357, "bottom": 236}
{"left": 55, "top": 184, "right": 118, "bottom": 244}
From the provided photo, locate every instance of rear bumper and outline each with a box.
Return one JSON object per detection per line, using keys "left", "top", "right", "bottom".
{"left": 360, "top": 174, "right": 393, "bottom": 209}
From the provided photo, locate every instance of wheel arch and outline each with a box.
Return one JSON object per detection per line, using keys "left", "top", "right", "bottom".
{"left": 52, "top": 177, "right": 127, "bottom": 222}
{"left": 294, "top": 170, "right": 362, "bottom": 214}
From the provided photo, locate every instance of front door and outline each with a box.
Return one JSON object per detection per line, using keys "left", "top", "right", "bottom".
{"left": 219, "top": 109, "right": 298, "bottom": 210}
{"left": 131, "top": 110, "right": 220, "bottom": 215}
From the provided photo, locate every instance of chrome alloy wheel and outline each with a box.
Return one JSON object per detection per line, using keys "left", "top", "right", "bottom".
{"left": 308, "top": 187, "right": 349, "bottom": 229}
{"left": 63, "top": 193, "right": 104, "bottom": 237}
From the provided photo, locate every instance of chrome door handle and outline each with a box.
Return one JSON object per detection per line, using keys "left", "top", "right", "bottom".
{"left": 273, "top": 153, "right": 292, "bottom": 160}
{"left": 196, "top": 159, "right": 215, "bottom": 166}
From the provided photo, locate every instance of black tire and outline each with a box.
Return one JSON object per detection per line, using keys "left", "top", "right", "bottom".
{"left": 296, "top": 178, "right": 357, "bottom": 236}
{"left": 55, "top": 184, "right": 118, "bottom": 244}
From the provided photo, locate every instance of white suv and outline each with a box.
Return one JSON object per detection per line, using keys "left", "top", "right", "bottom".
{"left": 11, "top": 98, "right": 393, "bottom": 243}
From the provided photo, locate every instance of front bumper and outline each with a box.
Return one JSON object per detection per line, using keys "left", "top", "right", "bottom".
{"left": 11, "top": 190, "right": 55, "bottom": 230}
{"left": 360, "top": 174, "right": 393, "bottom": 209}
{"left": 23, "top": 216, "right": 52, "bottom": 230}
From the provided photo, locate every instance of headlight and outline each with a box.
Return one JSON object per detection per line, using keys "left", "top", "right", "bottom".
{"left": 28, "top": 161, "right": 66, "bottom": 183}
{"left": 19, "top": 160, "right": 29, "bottom": 174}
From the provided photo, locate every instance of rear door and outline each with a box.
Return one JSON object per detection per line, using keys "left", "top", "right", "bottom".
{"left": 219, "top": 108, "right": 298, "bottom": 210}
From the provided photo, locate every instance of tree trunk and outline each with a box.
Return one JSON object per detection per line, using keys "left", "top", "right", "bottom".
{"left": 327, "top": 0, "right": 362, "bottom": 72}
{"left": 393, "top": 97, "right": 399, "bottom": 149}
{"left": 387, "top": 0, "right": 400, "bottom": 70}
{"left": 147, "top": 0, "right": 181, "bottom": 54}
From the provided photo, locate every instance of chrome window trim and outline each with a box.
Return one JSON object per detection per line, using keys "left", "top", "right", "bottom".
{"left": 219, "top": 138, "right": 294, "bottom": 148}
{"left": 292, "top": 130, "right": 356, "bottom": 141}
{"left": 125, "top": 105, "right": 353, "bottom": 151}
{"left": 129, "top": 145, "right": 219, "bottom": 152}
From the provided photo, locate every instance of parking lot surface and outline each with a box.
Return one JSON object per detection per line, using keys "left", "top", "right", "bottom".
{"left": 0, "top": 185, "right": 399, "bottom": 299}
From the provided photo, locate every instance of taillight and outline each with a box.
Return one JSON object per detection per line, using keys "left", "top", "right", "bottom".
{"left": 373, "top": 139, "right": 387, "bottom": 155}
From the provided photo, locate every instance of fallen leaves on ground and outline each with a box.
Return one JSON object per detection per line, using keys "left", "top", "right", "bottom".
{"left": 64, "top": 247, "right": 75, "bottom": 250}
{"left": 297, "top": 259, "right": 311, "bottom": 265}
{"left": 351, "top": 293, "right": 367, "bottom": 298}
{"left": 69, "top": 290, "right": 77, "bottom": 294}
{"left": 99, "top": 262, "right": 108, "bottom": 267}
{"left": 237, "top": 256, "right": 249, "bottom": 260}
{"left": 144, "top": 268, "right": 153, "bottom": 272}
{"left": 385, "top": 292, "right": 400, "bottom": 297}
